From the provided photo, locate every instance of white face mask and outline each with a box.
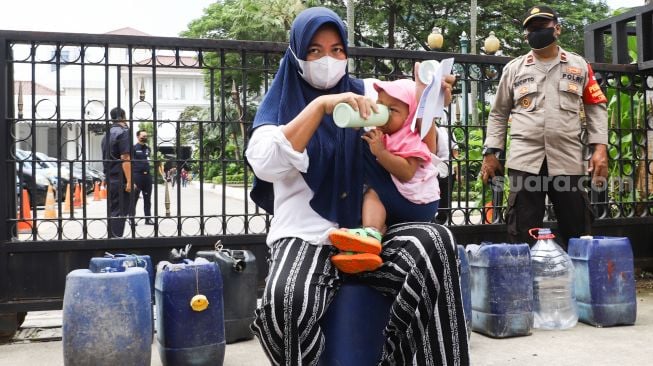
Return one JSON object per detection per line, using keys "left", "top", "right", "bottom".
{"left": 289, "top": 47, "right": 347, "bottom": 90}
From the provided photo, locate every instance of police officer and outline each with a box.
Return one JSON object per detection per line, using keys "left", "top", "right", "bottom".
{"left": 480, "top": 5, "right": 609, "bottom": 249}
{"left": 133, "top": 130, "right": 154, "bottom": 225}
{"left": 101, "top": 107, "right": 133, "bottom": 238}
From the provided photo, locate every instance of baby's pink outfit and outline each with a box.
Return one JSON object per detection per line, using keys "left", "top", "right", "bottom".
{"left": 374, "top": 79, "right": 440, "bottom": 204}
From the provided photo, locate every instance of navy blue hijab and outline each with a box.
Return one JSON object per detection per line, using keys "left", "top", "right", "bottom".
{"left": 250, "top": 7, "right": 365, "bottom": 228}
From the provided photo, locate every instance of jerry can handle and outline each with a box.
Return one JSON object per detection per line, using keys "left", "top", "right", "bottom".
{"left": 214, "top": 239, "right": 223, "bottom": 252}
{"left": 214, "top": 239, "right": 245, "bottom": 272}
{"left": 230, "top": 250, "right": 246, "bottom": 272}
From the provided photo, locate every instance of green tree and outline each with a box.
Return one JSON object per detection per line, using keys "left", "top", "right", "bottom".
{"left": 181, "top": 0, "right": 320, "bottom": 182}
{"left": 181, "top": 0, "right": 314, "bottom": 118}
{"left": 177, "top": 105, "right": 222, "bottom": 180}
{"left": 182, "top": 0, "right": 610, "bottom": 57}
{"left": 178, "top": 106, "right": 210, "bottom": 147}
{"left": 349, "top": 0, "right": 610, "bottom": 56}
{"left": 182, "top": 0, "right": 307, "bottom": 41}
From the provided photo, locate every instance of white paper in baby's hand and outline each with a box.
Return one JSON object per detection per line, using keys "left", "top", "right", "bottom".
{"left": 412, "top": 58, "right": 454, "bottom": 139}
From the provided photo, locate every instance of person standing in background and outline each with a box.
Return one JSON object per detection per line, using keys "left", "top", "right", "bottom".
{"left": 168, "top": 166, "right": 177, "bottom": 187}
{"left": 180, "top": 167, "right": 188, "bottom": 188}
{"left": 101, "top": 107, "right": 133, "bottom": 238}
{"left": 132, "top": 130, "right": 154, "bottom": 225}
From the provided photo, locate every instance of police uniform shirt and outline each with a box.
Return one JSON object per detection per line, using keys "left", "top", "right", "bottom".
{"left": 484, "top": 47, "right": 608, "bottom": 176}
{"left": 101, "top": 123, "right": 131, "bottom": 180}
{"left": 133, "top": 142, "right": 151, "bottom": 174}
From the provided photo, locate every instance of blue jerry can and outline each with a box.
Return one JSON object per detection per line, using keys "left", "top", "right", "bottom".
{"left": 568, "top": 236, "right": 637, "bottom": 327}
{"left": 63, "top": 267, "right": 152, "bottom": 366}
{"left": 89, "top": 253, "right": 155, "bottom": 301}
{"left": 467, "top": 243, "right": 533, "bottom": 338}
{"left": 458, "top": 245, "right": 472, "bottom": 338}
{"left": 155, "top": 258, "right": 226, "bottom": 366}
{"left": 319, "top": 283, "right": 393, "bottom": 366}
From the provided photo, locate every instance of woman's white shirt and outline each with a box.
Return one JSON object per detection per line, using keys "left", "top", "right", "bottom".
{"left": 246, "top": 125, "right": 337, "bottom": 246}
{"left": 246, "top": 81, "right": 378, "bottom": 246}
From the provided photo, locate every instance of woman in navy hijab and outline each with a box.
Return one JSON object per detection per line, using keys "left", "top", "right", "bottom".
{"left": 246, "top": 7, "right": 469, "bottom": 365}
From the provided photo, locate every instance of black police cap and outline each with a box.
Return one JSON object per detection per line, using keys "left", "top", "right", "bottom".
{"left": 522, "top": 5, "right": 558, "bottom": 28}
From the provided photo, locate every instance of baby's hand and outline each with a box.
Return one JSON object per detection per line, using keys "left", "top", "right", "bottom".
{"left": 362, "top": 129, "right": 386, "bottom": 157}
{"left": 442, "top": 74, "right": 456, "bottom": 107}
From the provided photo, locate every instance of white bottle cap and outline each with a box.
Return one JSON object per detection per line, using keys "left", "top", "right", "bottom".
{"left": 418, "top": 59, "right": 440, "bottom": 84}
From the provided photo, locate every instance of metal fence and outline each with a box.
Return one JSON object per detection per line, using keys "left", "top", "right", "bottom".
{"left": 1, "top": 31, "right": 651, "bottom": 243}
{"left": 1, "top": 32, "right": 287, "bottom": 243}
{"left": 1, "top": 30, "right": 653, "bottom": 315}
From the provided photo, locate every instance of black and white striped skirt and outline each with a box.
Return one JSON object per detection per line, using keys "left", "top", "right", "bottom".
{"left": 251, "top": 222, "right": 470, "bottom": 366}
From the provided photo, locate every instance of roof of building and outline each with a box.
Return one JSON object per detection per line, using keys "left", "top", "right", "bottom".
{"left": 13, "top": 81, "right": 57, "bottom": 96}
{"left": 104, "top": 27, "right": 151, "bottom": 37}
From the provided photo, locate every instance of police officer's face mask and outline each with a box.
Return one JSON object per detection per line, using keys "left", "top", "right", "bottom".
{"left": 527, "top": 26, "right": 557, "bottom": 50}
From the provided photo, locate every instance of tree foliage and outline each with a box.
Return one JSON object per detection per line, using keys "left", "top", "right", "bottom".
{"left": 348, "top": 0, "right": 610, "bottom": 56}
{"left": 182, "top": 0, "right": 308, "bottom": 42}
{"left": 182, "top": 0, "right": 611, "bottom": 57}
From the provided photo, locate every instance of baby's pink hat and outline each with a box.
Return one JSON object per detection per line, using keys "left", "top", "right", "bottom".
{"left": 373, "top": 79, "right": 417, "bottom": 123}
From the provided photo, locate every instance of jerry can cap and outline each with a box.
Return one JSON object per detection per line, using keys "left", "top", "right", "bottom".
{"left": 529, "top": 227, "right": 555, "bottom": 240}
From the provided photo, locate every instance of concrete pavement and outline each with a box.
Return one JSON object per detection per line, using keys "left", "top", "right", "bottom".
{"left": 1, "top": 288, "right": 651, "bottom": 366}
{"left": 7, "top": 182, "right": 652, "bottom": 364}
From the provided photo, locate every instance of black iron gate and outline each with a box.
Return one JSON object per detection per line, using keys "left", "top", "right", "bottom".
{"left": 1, "top": 30, "right": 652, "bottom": 335}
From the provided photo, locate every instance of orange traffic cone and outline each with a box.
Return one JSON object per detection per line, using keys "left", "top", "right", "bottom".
{"left": 100, "top": 180, "right": 107, "bottom": 200}
{"left": 93, "top": 181, "right": 101, "bottom": 201}
{"left": 483, "top": 201, "right": 494, "bottom": 224}
{"left": 73, "top": 183, "right": 82, "bottom": 208}
{"left": 17, "top": 189, "right": 33, "bottom": 233}
{"left": 44, "top": 185, "right": 57, "bottom": 219}
{"left": 80, "top": 182, "right": 87, "bottom": 206}
{"left": 63, "top": 184, "right": 73, "bottom": 214}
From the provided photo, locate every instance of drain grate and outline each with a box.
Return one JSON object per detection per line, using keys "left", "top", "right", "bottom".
{"left": 11, "top": 326, "right": 62, "bottom": 343}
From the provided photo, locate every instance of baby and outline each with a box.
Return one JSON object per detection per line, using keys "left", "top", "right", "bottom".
{"left": 330, "top": 78, "right": 441, "bottom": 273}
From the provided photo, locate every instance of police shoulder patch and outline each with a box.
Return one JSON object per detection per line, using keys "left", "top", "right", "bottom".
{"left": 506, "top": 55, "right": 525, "bottom": 68}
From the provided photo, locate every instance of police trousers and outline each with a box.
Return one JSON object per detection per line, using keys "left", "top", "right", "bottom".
{"left": 133, "top": 173, "right": 152, "bottom": 217}
{"left": 107, "top": 179, "right": 130, "bottom": 238}
{"left": 506, "top": 161, "right": 594, "bottom": 250}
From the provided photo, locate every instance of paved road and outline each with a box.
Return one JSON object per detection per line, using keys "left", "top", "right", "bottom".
{"left": 16, "top": 181, "right": 486, "bottom": 241}
{"left": 16, "top": 182, "right": 266, "bottom": 241}
{"left": 1, "top": 289, "right": 651, "bottom": 365}
{"left": 7, "top": 182, "right": 652, "bottom": 365}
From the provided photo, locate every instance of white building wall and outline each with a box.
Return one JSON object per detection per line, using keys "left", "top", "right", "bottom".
{"left": 13, "top": 44, "right": 211, "bottom": 167}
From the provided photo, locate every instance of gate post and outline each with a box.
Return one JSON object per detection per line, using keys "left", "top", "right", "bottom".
{"left": 0, "top": 35, "right": 21, "bottom": 341}
{"left": 0, "top": 36, "right": 13, "bottom": 243}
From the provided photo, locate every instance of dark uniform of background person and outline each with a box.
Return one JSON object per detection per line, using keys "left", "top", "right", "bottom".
{"left": 480, "top": 5, "right": 609, "bottom": 249}
{"left": 101, "top": 107, "right": 133, "bottom": 238}
{"left": 132, "top": 130, "right": 154, "bottom": 225}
